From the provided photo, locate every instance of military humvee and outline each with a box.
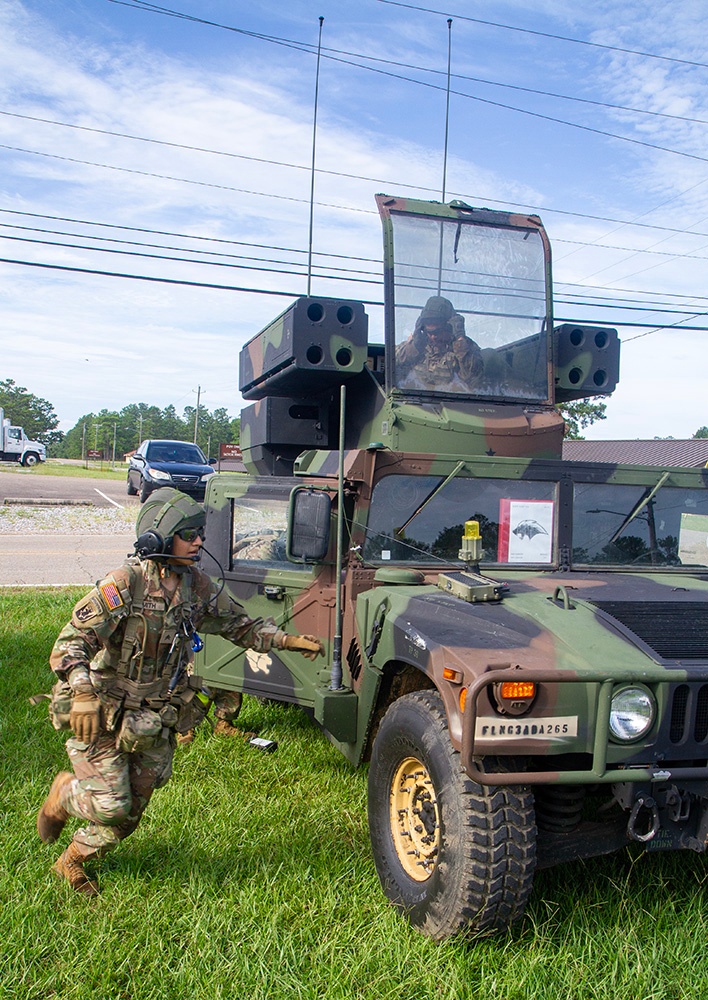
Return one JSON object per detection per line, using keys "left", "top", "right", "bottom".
{"left": 196, "top": 194, "right": 708, "bottom": 941}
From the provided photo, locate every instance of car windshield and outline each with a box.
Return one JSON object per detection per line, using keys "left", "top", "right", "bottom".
{"left": 388, "top": 212, "right": 549, "bottom": 401}
{"left": 573, "top": 482, "right": 708, "bottom": 567}
{"left": 146, "top": 442, "right": 207, "bottom": 464}
{"left": 364, "top": 475, "right": 558, "bottom": 566}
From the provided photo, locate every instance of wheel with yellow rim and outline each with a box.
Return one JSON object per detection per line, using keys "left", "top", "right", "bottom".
{"left": 368, "top": 689, "right": 537, "bottom": 940}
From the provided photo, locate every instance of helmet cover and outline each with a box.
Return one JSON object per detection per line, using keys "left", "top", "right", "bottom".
{"left": 135, "top": 487, "right": 205, "bottom": 545}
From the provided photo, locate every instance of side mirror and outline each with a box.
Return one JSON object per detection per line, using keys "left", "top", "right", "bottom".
{"left": 287, "top": 488, "right": 331, "bottom": 562}
{"left": 208, "top": 457, "right": 217, "bottom": 465}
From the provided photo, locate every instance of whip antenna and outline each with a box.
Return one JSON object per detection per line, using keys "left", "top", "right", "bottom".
{"left": 437, "top": 18, "right": 453, "bottom": 294}
{"left": 441, "top": 17, "right": 453, "bottom": 202}
{"left": 307, "top": 16, "right": 325, "bottom": 296}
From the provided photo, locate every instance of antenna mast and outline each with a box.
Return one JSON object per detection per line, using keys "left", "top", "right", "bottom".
{"left": 441, "top": 17, "right": 453, "bottom": 202}
{"left": 306, "top": 16, "right": 325, "bottom": 297}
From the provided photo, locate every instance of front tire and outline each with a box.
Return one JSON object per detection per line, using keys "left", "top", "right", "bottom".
{"left": 22, "top": 452, "right": 39, "bottom": 467}
{"left": 139, "top": 478, "right": 152, "bottom": 503}
{"left": 368, "top": 690, "right": 536, "bottom": 941}
{"left": 127, "top": 476, "right": 138, "bottom": 496}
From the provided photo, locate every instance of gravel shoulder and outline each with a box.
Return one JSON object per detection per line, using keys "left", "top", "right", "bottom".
{"left": 0, "top": 505, "right": 135, "bottom": 534}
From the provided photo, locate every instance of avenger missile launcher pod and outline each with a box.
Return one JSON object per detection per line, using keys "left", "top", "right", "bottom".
{"left": 196, "top": 195, "right": 708, "bottom": 940}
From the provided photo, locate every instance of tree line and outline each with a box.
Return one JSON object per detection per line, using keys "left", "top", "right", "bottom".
{"left": 56, "top": 403, "right": 240, "bottom": 460}
{"left": 0, "top": 380, "right": 239, "bottom": 459}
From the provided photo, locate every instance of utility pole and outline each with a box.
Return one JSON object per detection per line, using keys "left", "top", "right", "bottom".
{"left": 138, "top": 413, "right": 143, "bottom": 446}
{"left": 193, "top": 385, "right": 202, "bottom": 444}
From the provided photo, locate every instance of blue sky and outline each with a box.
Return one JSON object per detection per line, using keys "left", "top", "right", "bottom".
{"left": 2, "top": 0, "right": 708, "bottom": 438}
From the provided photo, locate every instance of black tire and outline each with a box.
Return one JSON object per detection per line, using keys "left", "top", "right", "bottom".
{"left": 139, "top": 478, "right": 152, "bottom": 503}
{"left": 126, "top": 476, "right": 138, "bottom": 496}
{"left": 367, "top": 689, "right": 536, "bottom": 941}
{"left": 22, "top": 452, "right": 39, "bottom": 467}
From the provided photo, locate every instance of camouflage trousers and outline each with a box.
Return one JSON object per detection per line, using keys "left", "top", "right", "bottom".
{"left": 211, "top": 688, "right": 242, "bottom": 723}
{"left": 60, "top": 730, "right": 174, "bottom": 860}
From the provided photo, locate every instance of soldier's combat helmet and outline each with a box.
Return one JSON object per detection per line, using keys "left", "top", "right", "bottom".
{"left": 134, "top": 487, "right": 205, "bottom": 559}
{"left": 419, "top": 295, "right": 455, "bottom": 325}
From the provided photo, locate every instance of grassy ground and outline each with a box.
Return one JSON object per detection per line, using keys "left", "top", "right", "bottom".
{"left": 1, "top": 588, "right": 706, "bottom": 1000}
{"left": 1, "top": 460, "right": 126, "bottom": 480}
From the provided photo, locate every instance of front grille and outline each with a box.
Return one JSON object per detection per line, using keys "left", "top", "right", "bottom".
{"left": 173, "top": 475, "right": 200, "bottom": 485}
{"left": 591, "top": 601, "right": 708, "bottom": 659}
{"left": 669, "top": 684, "right": 708, "bottom": 744}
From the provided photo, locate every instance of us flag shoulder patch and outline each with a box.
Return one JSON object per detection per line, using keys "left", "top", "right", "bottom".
{"left": 100, "top": 581, "right": 124, "bottom": 610}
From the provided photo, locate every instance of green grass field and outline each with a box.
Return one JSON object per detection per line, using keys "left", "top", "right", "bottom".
{"left": 1, "top": 588, "right": 705, "bottom": 1000}
{"left": 3, "top": 461, "right": 126, "bottom": 480}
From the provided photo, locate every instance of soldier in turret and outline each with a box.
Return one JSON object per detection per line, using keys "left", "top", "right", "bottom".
{"left": 37, "top": 487, "right": 325, "bottom": 896}
{"left": 396, "top": 295, "right": 484, "bottom": 392}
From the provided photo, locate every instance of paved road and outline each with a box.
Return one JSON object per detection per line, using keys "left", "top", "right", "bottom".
{"left": 1, "top": 534, "right": 136, "bottom": 587}
{"left": 0, "top": 468, "right": 138, "bottom": 509}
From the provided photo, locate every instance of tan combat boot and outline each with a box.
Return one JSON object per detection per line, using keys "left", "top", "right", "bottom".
{"left": 37, "top": 771, "right": 74, "bottom": 843}
{"left": 176, "top": 729, "right": 195, "bottom": 746}
{"left": 52, "top": 842, "right": 100, "bottom": 897}
{"left": 213, "top": 719, "right": 257, "bottom": 740}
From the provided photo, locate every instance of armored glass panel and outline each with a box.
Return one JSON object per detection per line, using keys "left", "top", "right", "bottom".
{"left": 573, "top": 483, "right": 708, "bottom": 567}
{"left": 364, "top": 475, "right": 557, "bottom": 565}
{"left": 230, "top": 495, "right": 308, "bottom": 571}
{"left": 389, "top": 213, "right": 549, "bottom": 401}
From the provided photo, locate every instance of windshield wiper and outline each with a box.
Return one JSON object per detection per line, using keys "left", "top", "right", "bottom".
{"left": 608, "top": 471, "right": 670, "bottom": 545}
{"left": 394, "top": 461, "right": 467, "bottom": 538}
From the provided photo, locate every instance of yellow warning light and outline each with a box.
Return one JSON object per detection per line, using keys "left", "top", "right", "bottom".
{"left": 500, "top": 681, "right": 536, "bottom": 701}
{"left": 464, "top": 520, "right": 480, "bottom": 539}
{"left": 459, "top": 687, "right": 468, "bottom": 713}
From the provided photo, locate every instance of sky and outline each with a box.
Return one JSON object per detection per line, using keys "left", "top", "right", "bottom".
{"left": 2, "top": 0, "right": 708, "bottom": 439}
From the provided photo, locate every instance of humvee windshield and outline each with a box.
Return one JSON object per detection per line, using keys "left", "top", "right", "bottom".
{"left": 363, "top": 474, "right": 708, "bottom": 569}
{"left": 573, "top": 482, "right": 708, "bottom": 567}
{"left": 388, "top": 212, "right": 549, "bottom": 401}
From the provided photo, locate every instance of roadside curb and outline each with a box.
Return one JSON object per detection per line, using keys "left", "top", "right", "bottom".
{"left": 2, "top": 498, "right": 94, "bottom": 506}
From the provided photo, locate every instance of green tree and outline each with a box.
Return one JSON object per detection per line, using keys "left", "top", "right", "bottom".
{"left": 557, "top": 400, "right": 607, "bottom": 440}
{"left": 0, "top": 378, "right": 61, "bottom": 446}
{"left": 694, "top": 427, "right": 708, "bottom": 439}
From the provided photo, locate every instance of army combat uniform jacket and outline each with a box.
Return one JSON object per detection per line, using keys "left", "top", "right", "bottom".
{"left": 48, "top": 557, "right": 286, "bottom": 860}
{"left": 51, "top": 555, "right": 283, "bottom": 734}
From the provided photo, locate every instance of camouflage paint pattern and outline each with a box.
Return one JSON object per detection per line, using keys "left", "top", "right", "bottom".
{"left": 197, "top": 194, "right": 708, "bottom": 887}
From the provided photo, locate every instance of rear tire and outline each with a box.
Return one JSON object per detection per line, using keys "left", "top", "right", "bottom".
{"left": 368, "top": 689, "right": 536, "bottom": 941}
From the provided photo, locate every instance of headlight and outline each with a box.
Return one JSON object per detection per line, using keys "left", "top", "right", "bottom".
{"left": 200, "top": 471, "right": 215, "bottom": 482}
{"left": 609, "top": 685, "right": 656, "bottom": 742}
{"left": 150, "top": 468, "right": 171, "bottom": 481}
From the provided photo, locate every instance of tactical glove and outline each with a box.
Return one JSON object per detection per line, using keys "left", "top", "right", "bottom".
{"left": 280, "top": 634, "right": 326, "bottom": 661}
{"left": 69, "top": 691, "right": 102, "bottom": 743}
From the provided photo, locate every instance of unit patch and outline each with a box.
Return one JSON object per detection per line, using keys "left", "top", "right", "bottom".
{"left": 72, "top": 596, "right": 104, "bottom": 626}
{"left": 100, "top": 581, "right": 124, "bottom": 610}
{"left": 475, "top": 716, "right": 578, "bottom": 740}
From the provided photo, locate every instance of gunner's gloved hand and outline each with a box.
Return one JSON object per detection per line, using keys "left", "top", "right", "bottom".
{"left": 69, "top": 691, "right": 102, "bottom": 743}
{"left": 452, "top": 335, "right": 470, "bottom": 356}
{"left": 280, "top": 634, "right": 326, "bottom": 661}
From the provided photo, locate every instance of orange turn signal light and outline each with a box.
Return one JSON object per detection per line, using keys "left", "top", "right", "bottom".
{"left": 500, "top": 681, "right": 536, "bottom": 701}
{"left": 443, "top": 667, "right": 462, "bottom": 683}
{"left": 459, "top": 687, "right": 467, "bottom": 713}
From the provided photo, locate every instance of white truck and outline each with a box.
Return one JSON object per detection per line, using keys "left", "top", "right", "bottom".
{"left": 0, "top": 408, "right": 46, "bottom": 466}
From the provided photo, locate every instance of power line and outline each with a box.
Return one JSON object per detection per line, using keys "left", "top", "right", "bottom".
{"left": 101, "top": 3, "right": 708, "bottom": 167}
{"left": 373, "top": 0, "right": 708, "bottom": 71}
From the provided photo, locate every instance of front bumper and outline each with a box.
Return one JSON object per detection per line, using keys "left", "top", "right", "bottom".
{"left": 461, "top": 665, "right": 708, "bottom": 785}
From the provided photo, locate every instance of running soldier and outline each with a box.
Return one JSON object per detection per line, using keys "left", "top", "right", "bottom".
{"left": 37, "top": 487, "right": 325, "bottom": 895}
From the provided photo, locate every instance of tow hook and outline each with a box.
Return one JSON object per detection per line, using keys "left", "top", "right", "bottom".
{"left": 627, "top": 795, "right": 661, "bottom": 843}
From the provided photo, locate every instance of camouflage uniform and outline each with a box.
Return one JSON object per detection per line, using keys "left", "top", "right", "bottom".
{"left": 396, "top": 295, "right": 483, "bottom": 392}
{"left": 48, "top": 555, "right": 286, "bottom": 861}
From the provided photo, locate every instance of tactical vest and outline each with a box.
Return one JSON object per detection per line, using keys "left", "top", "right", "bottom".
{"left": 111, "top": 566, "right": 200, "bottom": 712}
